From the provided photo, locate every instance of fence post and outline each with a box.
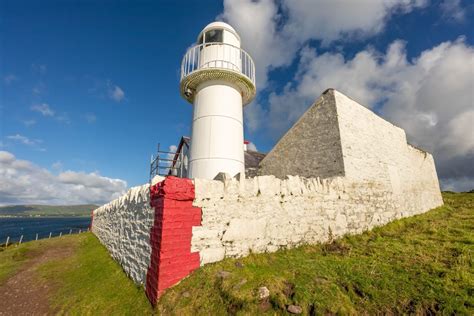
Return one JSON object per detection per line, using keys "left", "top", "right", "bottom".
{"left": 59, "top": 232, "right": 62, "bottom": 237}
{"left": 19, "top": 235, "right": 23, "bottom": 244}
{"left": 69, "top": 229, "right": 72, "bottom": 235}
{"left": 5, "top": 236, "right": 9, "bottom": 247}
{"left": 49, "top": 232, "right": 52, "bottom": 239}
{"left": 79, "top": 229, "right": 82, "bottom": 234}
{"left": 36, "top": 233, "right": 38, "bottom": 241}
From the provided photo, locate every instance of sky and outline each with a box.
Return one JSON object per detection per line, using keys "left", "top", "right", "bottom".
{"left": 0, "top": 0, "right": 473, "bottom": 205}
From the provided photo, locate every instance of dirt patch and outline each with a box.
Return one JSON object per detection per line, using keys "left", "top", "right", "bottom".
{"left": 0, "top": 243, "right": 76, "bottom": 316}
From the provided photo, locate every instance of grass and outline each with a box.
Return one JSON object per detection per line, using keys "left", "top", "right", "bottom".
{"left": 0, "top": 234, "right": 152, "bottom": 315}
{"left": 37, "top": 233, "right": 153, "bottom": 315}
{"left": 0, "top": 241, "right": 42, "bottom": 284}
{"left": 157, "top": 192, "right": 474, "bottom": 315}
{"left": 0, "top": 192, "right": 472, "bottom": 315}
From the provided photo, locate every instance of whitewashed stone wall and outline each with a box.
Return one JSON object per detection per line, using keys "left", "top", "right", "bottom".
{"left": 92, "top": 184, "right": 154, "bottom": 285}
{"left": 191, "top": 174, "right": 443, "bottom": 265}
{"left": 334, "top": 90, "right": 443, "bottom": 214}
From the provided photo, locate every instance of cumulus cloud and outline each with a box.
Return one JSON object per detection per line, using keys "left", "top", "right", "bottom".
{"left": 221, "top": 0, "right": 291, "bottom": 88}
{"left": 31, "top": 103, "right": 54, "bottom": 116}
{"left": 221, "top": 0, "right": 427, "bottom": 88}
{"left": 440, "top": 0, "right": 466, "bottom": 22}
{"left": 0, "top": 151, "right": 127, "bottom": 205}
{"left": 282, "top": 0, "right": 427, "bottom": 42}
{"left": 107, "top": 81, "right": 125, "bottom": 102}
{"left": 247, "top": 142, "right": 258, "bottom": 152}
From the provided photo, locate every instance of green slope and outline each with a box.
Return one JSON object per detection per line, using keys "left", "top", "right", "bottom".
{"left": 0, "top": 204, "right": 98, "bottom": 217}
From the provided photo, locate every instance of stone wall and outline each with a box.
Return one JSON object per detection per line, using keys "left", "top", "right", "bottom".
{"left": 333, "top": 90, "right": 443, "bottom": 213}
{"left": 92, "top": 183, "right": 154, "bottom": 285}
{"left": 191, "top": 174, "right": 443, "bottom": 266}
{"left": 146, "top": 177, "right": 201, "bottom": 305}
{"left": 91, "top": 173, "right": 443, "bottom": 303}
{"left": 258, "top": 89, "right": 443, "bottom": 216}
{"left": 259, "top": 89, "right": 345, "bottom": 179}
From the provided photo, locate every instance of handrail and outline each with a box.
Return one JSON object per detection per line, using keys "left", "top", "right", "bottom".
{"left": 180, "top": 42, "right": 256, "bottom": 87}
{"left": 149, "top": 142, "right": 189, "bottom": 180}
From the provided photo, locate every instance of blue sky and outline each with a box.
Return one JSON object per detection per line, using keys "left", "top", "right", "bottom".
{"left": 1, "top": 0, "right": 473, "bottom": 205}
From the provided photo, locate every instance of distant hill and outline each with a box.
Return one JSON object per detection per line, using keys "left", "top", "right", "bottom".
{"left": 0, "top": 204, "right": 98, "bottom": 217}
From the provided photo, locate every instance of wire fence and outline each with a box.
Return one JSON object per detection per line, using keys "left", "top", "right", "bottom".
{"left": 0, "top": 227, "right": 90, "bottom": 249}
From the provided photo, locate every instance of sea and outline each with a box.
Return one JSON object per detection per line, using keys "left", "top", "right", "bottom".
{"left": 0, "top": 217, "right": 92, "bottom": 243}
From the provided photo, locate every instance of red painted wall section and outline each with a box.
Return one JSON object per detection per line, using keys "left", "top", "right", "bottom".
{"left": 145, "top": 176, "right": 202, "bottom": 306}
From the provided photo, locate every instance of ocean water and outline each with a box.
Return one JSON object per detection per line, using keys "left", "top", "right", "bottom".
{"left": 0, "top": 217, "right": 91, "bottom": 243}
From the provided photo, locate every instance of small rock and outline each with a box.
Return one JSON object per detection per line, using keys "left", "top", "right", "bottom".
{"left": 235, "top": 261, "right": 244, "bottom": 268}
{"left": 216, "top": 270, "right": 231, "bottom": 279}
{"left": 287, "top": 305, "right": 303, "bottom": 314}
{"left": 182, "top": 291, "right": 191, "bottom": 298}
{"left": 258, "top": 286, "right": 270, "bottom": 300}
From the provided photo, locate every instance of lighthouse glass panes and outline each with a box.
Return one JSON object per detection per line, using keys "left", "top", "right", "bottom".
{"left": 180, "top": 22, "right": 256, "bottom": 179}
{"left": 198, "top": 29, "right": 224, "bottom": 44}
{"left": 205, "top": 29, "right": 223, "bottom": 43}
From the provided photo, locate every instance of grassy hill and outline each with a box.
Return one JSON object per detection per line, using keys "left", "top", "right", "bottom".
{"left": 0, "top": 204, "right": 98, "bottom": 217}
{"left": 0, "top": 192, "right": 472, "bottom": 314}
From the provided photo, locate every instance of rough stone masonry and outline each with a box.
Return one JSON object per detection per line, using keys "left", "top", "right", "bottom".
{"left": 91, "top": 89, "right": 443, "bottom": 304}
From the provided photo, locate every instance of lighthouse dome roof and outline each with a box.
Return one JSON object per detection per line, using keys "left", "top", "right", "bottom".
{"left": 198, "top": 21, "right": 241, "bottom": 43}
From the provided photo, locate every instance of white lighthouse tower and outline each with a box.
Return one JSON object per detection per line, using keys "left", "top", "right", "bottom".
{"left": 180, "top": 22, "right": 256, "bottom": 179}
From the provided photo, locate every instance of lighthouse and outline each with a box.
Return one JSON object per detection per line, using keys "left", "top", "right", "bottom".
{"left": 180, "top": 22, "right": 256, "bottom": 179}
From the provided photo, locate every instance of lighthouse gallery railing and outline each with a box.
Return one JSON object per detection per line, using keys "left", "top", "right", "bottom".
{"left": 180, "top": 43, "right": 256, "bottom": 86}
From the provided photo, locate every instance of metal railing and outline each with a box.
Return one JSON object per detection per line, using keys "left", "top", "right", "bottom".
{"left": 0, "top": 228, "right": 90, "bottom": 249}
{"left": 180, "top": 42, "right": 256, "bottom": 86}
{"left": 149, "top": 143, "right": 188, "bottom": 182}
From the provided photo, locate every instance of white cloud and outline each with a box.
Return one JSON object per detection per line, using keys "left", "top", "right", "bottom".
{"left": 6, "top": 134, "right": 45, "bottom": 151}
{"left": 221, "top": 0, "right": 291, "bottom": 89}
{"left": 0, "top": 151, "right": 127, "bottom": 205}
{"left": 247, "top": 142, "right": 258, "bottom": 152}
{"left": 22, "top": 119, "right": 36, "bottom": 127}
{"left": 7, "top": 134, "right": 34, "bottom": 146}
{"left": 0, "top": 151, "right": 15, "bottom": 163}
{"left": 282, "top": 0, "right": 427, "bottom": 44}
{"left": 261, "top": 38, "right": 474, "bottom": 191}
{"left": 55, "top": 113, "right": 71, "bottom": 124}
{"left": 30, "top": 103, "right": 70, "bottom": 124}
{"left": 440, "top": 0, "right": 466, "bottom": 22}
{"left": 167, "top": 145, "right": 178, "bottom": 162}
{"left": 107, "top": 82, "right": 125, "bottom": 102}
{"left": 31, "top": 103, "right": 55, "bottom": 116}
{"left": 221, "top": 0, "right": 428, "bottom": 89}
{"left": 3, "top": 74, "right": 18, "bottom": 85}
